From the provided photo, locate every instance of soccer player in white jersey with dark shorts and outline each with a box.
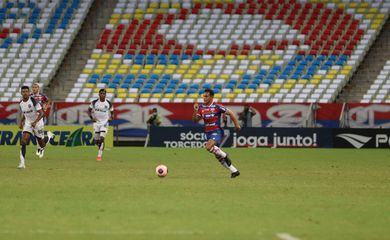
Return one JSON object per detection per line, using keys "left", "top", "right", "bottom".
{"left": 88, "top": 89, "right": 114, "bottom": 161}
{"left": 18, "top": 86, "right": 54, "bottom": 169}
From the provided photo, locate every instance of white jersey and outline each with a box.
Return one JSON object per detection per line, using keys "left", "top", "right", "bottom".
{"left": 20, "top": 97, "right": 43, "bottom": 124}
{"left": 89, "top": 98, "right": 113, "bottom": 124}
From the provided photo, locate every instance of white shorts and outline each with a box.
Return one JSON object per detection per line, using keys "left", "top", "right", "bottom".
{"left": 23, "top": 120, "right": 44, "bottom": 139}
{"left": 93, "top": 122, "right": 108, "bottom": 139}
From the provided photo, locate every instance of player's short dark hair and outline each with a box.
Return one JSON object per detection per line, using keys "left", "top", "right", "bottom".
{"left": 21, "top": 86, "right": 29, "bottom": 90}
{"left": 204, "top": 88, "right": 214, "bottom": 97}
{"left": 99, "top": 89, "right": 106, "bottom": 93}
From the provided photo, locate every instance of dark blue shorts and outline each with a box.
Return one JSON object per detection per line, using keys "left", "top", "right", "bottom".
{"left": 206, "top": 129, "right": 224, "bottom": 147}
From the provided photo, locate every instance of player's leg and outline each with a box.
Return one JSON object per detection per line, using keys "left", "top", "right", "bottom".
{"left": 97, "top": 125, "right": 107, "bottom": 161}
{"left": 34, "top": 122, "right": 52, "bottom": 158}
{"left": 18, "top": 132, "right": 30, "bottom": 169}
{"left": 206, "top": 130, "right": 240, "bottom": 178}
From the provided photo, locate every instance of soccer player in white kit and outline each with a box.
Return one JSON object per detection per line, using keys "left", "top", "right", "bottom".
{"left": 18, "top": 86, "right": 54, "bottom": 169}
{"left": 88, "top": 89, "right": 114, "bottom": 161}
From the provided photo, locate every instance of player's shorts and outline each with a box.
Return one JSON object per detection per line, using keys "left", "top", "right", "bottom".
{"left": 93, "top": 122, "right": 108, "bottom": 139}
{"left": 206, "top": 129, "right": 224, "bottom": 146}
{"left": 23, "top": 120, "right": 44, "bottom": 139}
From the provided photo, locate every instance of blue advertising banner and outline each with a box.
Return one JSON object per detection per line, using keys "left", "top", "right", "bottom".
{"left": 148, "top": 127, "right": 333, "bottom": 148}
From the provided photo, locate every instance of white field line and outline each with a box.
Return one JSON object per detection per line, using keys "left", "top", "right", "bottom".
{"left": 277, "top": 232, "right": 301, "bottom": 240}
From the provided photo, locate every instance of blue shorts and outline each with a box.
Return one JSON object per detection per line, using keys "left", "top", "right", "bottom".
{"left": 206, "top": 129, "right": 224, "bottom": 147}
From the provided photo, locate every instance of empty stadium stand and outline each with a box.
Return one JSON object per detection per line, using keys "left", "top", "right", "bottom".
{"left": 65, "top": 0, "right": 390, "bottom": 104}
{"left": 0, "top": 0, "right": 92, "bottom": 101}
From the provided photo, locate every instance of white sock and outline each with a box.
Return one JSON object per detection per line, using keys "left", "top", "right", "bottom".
{"left": 209, "top": 146, "right": 227, "bottom": 158}
{"left": 228, "top": 164, "right": 238, "bottom": 173}
{"left": 98, "top": 142, "right": 104, "bottom": 156}
{"left": 20, "top": 150, "right": 25, "bottom": 165}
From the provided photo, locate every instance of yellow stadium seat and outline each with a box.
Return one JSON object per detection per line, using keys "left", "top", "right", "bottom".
{"left": 156, "top": 65, "right": 165, "bottom": 70}
{"left": 260, "top": 55, "right": 269, "bottom": 60}
{"left": 153, "top": 69, "right": 163, "bottom": 74}
{"left": 111, "top": 59, "right": 121, "bottom": 64}
{"left": 237, "top": 55, "right": 247, "bottom": 60}
{"left": 325, "top": 74, "right": 335, "bottom": 79}
{"left": 164, "top": 93, "right": 174, "bottom": 98}
{"left": 140, "top": 69, "right": 151, "bottom": 74}
{"left": 310, "top": 79, "right": 320, "bottom": 85}
{"left": 118, "top": 93, "right": 127, "bottom": 98}
{"left": 91, "top": 53, "right": 100, "bottom": 59}
{"left": 225, "top": 55, "right": 235, "bottom": 60}
{"left": 118, "top": 69, "right": 127, "bottom": 74}
{"left": 298, "top": 79, "right": 308, "bottom": 84}
{"left": 149, "top": 2, "right": 158, "bottom": 8}
{"left": 214, "top": 93, "right": 222, "bottom": 99}
{"left": 271, "top": 55, "right": 280, "bottom": 60}
{"left": 187, "top": 69, "right": 197, "bottom": 75}
{"left": 226, "top": 93, "right": 236, "bottom": 98}
{"left": 213, "top": 55, "right": 223, "bottom": 60}
{"left": 249, "top": 65, "right": 258, "bottom": 71}
{"left": 94, "top": 88, "right": 100, "bottom": 93}
{"left": 107, "top": 69, "right": 116, "bottom": 74}
{"left": 248, "top": 55, "right": 257, "bottom": 60}
{"left": 245, "top": 89, "right": 254, "bottom": 94}
{"left": 167, "top": 65, "right": 177, "bottom": 69}
{"left": 268, "top": 88, "right": 277, "bottom": 94}
{"left": 101, "top": 54, "right": 111, "bottom": 59}
{"left": 122, "top": 13, "right": 131, "bottom": 19}
{"left": 164, "top": 69, "right": 174, "bottom": 74}
{"left": 287, "top": 79, "right": 296, "bottom": 84}
{"left": 233, "top": 89, "right": 243, "bottom": 93}
{"left": 195, "top": 74, "right": 205, "bottom": 79}
{"left": 109, "top": 19, "right": 118, "bottom": 24}
{"left": 117, "top": 88, "right": 126, "bottom": 93}
{"left": 152, "top": 93, "right": 162, "bottom": 98}
{"left": 220, "top": 74, "right": 229, "bottom": 80}
{"left": 129, "top": 93, "right": 138, "bottom": 98}
{"left": 108, "top": 64, "right": 118, "bottom": 70}
{"left": 146, "top": 8, "right": 155, "bottom": 14}
{"left": 85, "top": 83, "right": 95, "bottom": 88}
{"left": 160, "top": 3, "right": 169, "bottom": 8}
{"left": 283, "top": 84, "right": 292, "bottom": 89}
{"left": 208, "top": 74, "right": 217, "bottom": 79}
{"left": 144, "top": 65, "right": 153, "bottom": 69}
{"left": 265, "top": 60, "right": 274, "bottom": 66}
{"left": 234, "top": 70, "right": 244, "bottom": 75}
{"left": 130, "top": 69, "right": 139, "bottom": 74}
{"left": 189, "top": 93, "right": 198, "bottom": 99}
{"left": 184, "top": 74, "right": 193, "bottom": 79}
{"left": 343, "top": 65, "right": 353, "bottom": 70}
{"left": 256, "top": 88, "right": 266, "bottom": 94}
{"left": 271, "top": 83, "right": 281, "bottom": 89}
{"left": 205, "top": 60, "right": 215, "bottom": 65}
{"left": 83, "top": 69, "right": 92, "bottom": 74}
{"left": 176, "top": 69, "right": 186, "bottom": 74}
{"left": 176, "top": 93, "right": 186, "bottom": 98}
{"left": 141, "top": 93, "right": 151, "bottom": 98}
{"left": 94, "top": 69, "right": 103, "bottom": 74}
{"left": 172, "top": 3, "right": 180, "bottom": 8}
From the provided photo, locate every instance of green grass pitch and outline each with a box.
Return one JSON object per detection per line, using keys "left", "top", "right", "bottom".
{"left": 0, "top": 146, "right": 389, "bottom": 240}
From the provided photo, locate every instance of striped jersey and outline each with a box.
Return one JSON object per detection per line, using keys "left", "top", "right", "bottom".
{"left": 196, "top": 102, "right": 227, "bottom": 132}
{"left": 31, "top": 93, "right": 48, "bottom": 106}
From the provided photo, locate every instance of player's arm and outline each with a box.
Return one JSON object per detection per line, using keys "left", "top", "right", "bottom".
{"left": 31, "top": 109, "right": 44, "bottom": 127}
{"left": 88, "top": 107, "right": 96, "bottom": 122}
{"left": 109, "top": 110, "right": 114, "bottom": 122}
{"left": 192, "top": 103, "right": 201, "bottom": 122}
{"left": 19, "top": 114, "right": 25, "bottom": 129}
{"left": 226, "top": 109, "right": 241, "bottom": 132}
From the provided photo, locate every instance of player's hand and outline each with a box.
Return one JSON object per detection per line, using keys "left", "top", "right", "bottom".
{"left": 92, "top": 118, "right": 97, "bottom": 122}
{"left": 235, "top": 125, "right": 241, "bottom": 132}
{"left": 193, "top": 103, "right": 199, "bottom": 111}
{"left": 31, "top": 122, "right": 36, "bottom": 128}
{"left": 19, "top": 123, "right": 23, "bottom": 129}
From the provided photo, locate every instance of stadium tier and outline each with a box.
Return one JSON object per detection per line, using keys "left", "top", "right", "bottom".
{"left": 66, "top": 0, "right": 389, "bottom": 103}
{"left": 0, "top": 0, "right": 92, "bottom": 101}
{"left": 362, "top": 59, "right": 390, "bottom": 103}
